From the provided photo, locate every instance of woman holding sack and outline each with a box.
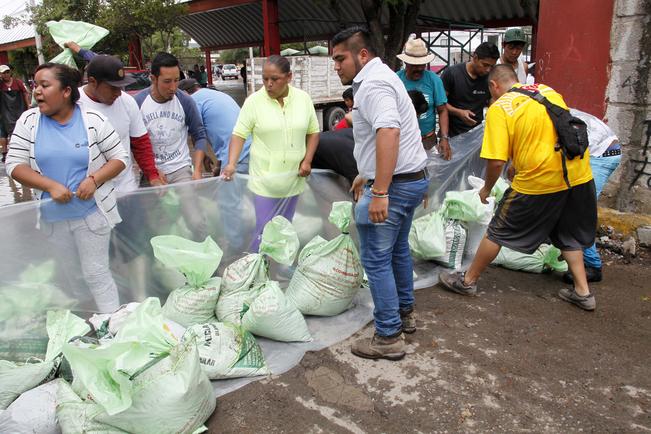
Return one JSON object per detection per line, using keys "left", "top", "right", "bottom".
{"left": 6, "top": 63, "right": 128, "bottom": 313}
{"left": 223, "top": 55, "right": 320, "bottom": 252}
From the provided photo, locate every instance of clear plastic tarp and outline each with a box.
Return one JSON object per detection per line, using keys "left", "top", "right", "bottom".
{"left": 0, "top": 125, "right": 486, "bottom": 395}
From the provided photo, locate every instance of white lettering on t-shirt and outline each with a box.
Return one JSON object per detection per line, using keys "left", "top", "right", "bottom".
{"left": 139, "top": 95, "right": 190, "bottom": 175}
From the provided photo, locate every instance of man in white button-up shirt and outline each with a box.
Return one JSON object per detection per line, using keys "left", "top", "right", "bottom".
{"left": 332, "top": 26, "right": 429, "bottom": 361}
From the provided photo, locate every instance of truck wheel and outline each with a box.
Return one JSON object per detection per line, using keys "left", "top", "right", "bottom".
{"left": 324, "top": 106, "right": 346, "bottom": 131}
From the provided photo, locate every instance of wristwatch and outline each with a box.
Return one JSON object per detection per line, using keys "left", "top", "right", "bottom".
{"left": 439, "top": 135, "right": 450, "bottom": 141}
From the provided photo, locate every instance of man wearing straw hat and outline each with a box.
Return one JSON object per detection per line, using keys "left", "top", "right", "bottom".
{"left": 396, "top": 38, "right": 451, "bottom": 160}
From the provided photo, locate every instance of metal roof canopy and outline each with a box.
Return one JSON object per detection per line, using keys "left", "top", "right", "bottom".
{"left": 178, "top": 0, "right": 539, "bottom": 51}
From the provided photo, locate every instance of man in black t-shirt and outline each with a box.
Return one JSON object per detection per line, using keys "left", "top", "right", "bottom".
{"left": 441, "top": 42, "right": 499, "bottom": 137}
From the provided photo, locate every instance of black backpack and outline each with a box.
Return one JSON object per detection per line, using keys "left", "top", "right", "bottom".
{"left": 509, "top": 87, "right": 589, "bottom": 188}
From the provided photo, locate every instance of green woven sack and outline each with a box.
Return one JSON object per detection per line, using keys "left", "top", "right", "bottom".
{"left": 216, "top": 216, "right": 299, "bottom": 324}
{"left": 285, "top": 202, "right": 363, "bottom": 316}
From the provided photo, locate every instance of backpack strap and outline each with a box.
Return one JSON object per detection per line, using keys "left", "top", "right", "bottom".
{"left": 508, "top": 87, "right": 572, "bottom": 189}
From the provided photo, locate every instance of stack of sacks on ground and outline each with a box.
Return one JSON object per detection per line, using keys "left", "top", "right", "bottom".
{"left": 492, "top": 244, "right": 568, "bottom": 273}
{"left": 0, "top": 261, "right": 75, "bottom": 361}
{"left": 286, "top": 201, "right": 364, "bottom": 316}
{"left": 409, "top": 176, "right": 509, "bottom": 269}
{"left": 91, "top": 301, "right": 270, "bottom": 382}
{"left": 216, "top": 216, "right": 312, "bottom": 342}
{"left": 151, "top": 235, "right": 223, "bottom": 327}
{"left": 151, "top": 234, "right": 271, "bottom": 379}
{"left": 58, "top": 298, "right": 215, "bottom": 433}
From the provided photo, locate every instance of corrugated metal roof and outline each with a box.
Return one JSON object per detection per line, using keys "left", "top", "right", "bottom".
{"left": 0, "top": 23, "right": 35, "bottom": 45}
{"left": 0, "top": 1, "right": 35, "bottom": 46}
{"left": 178, "top": 0, "right": 539, "bottom": 49}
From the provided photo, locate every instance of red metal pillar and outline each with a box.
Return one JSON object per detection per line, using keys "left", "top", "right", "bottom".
{"left": 262, "top": 0, "right": 280, "bottom": 56}
{"left": 534, "top": 0, "right": 614, "bottom": 117}
{"left": 0, "top": 51, "right": 8, "bottom": 65}
{"left": 205, "top": 48, "right": 213, "bottom": 85}
{"left": 128, "top": 36, "right": 143, "bottom": 69}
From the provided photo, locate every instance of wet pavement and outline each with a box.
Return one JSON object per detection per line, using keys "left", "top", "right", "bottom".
{"left": 0, "top": 76, "right": 248, "bottom": 208}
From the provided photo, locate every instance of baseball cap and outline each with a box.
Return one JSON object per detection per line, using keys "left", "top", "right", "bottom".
{"left": 178, "top": 78, "right": 199, "bottom": 92}
{"left": 504, "top": 28, "right": 527, "bottom": 44}
{"left": 0, "top": 65, "right": 10, "bottom": 73}
{"left": 86, "top": 55, "right": 136, "bottom": 87}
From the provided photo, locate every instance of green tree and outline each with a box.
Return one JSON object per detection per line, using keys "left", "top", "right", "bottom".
{"left": 327, "top": 0, "right": 422, "bottom": 70}
{"left": 219, "top": 47, "right": 260, "bottom": 65}
{"left": 96, "top": 0, "right": 187, "bottom": 61}
{"left": 28, "top": 0, "right": 188, "bottom": 63}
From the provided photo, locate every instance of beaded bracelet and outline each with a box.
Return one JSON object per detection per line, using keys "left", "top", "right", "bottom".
{"left": 370, "top": 185, "right": 387, "bottom": 195}
{"left": 370, "top": 186, "right": 389, "bottom": 198}
{"left": 88, "top": 174, "right": 98, "bottom": 187}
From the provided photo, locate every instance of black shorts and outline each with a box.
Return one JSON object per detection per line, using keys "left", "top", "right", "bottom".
{"left": 487, "top": 180, "right": 597, "bottom": 254}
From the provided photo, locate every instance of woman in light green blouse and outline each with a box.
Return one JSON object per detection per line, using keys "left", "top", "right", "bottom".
{"left": 223, "top": 55, "right": 320, "bottom": 251}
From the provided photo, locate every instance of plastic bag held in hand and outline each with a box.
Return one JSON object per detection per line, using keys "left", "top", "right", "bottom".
{"left": 46, "top": 20, "right": 109, "bottom": 68}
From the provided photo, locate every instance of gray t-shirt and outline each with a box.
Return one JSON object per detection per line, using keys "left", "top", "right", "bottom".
{"left": 351, "top": 58, "right": 427, "bottom": 180}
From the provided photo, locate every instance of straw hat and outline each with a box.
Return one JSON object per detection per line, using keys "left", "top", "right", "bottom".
{"left": 397, "top": 38, "right": 435, "bottom": 65}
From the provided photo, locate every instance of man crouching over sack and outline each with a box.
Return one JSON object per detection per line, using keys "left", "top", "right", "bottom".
{"left": 332, "top": 26, "right": 429, "bottom": 360}
{"left": 438, "top": 65, "right": 598, "bottom": 311}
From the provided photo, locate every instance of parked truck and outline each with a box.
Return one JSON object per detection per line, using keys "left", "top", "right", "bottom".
{"left": 246, "top": 56, "right": 349, "bottom": 131}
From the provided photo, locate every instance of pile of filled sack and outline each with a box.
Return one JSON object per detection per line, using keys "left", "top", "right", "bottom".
{"left": 0, "top": 202, "right": 364, "bottom": 434}
{"left": 409, "top": 176, "right": 569, "bottom": 274}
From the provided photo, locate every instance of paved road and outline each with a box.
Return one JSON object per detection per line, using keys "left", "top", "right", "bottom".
{"left": 209, "top": 248, "right": 651, "bottom": 433}
{"left": 209, "top": 75, "right": 248, "bottom": 106}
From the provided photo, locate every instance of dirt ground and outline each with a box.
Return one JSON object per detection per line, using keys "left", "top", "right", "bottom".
{"left": 207, "top": 248, "right": 651, "bottom": 433}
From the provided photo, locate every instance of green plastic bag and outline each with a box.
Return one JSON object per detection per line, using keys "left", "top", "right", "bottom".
{"left": 467, "top": 175, "right": 510, "bottom": 203}
{"left": 0, "top": 310, "right": 89, "bottom": 409}
{"left": 441, "top": 189, "right": 494, "bottom": 222}
{"left": 62, "top": 298, "right": 215, "bottom": 433}
{"left": 492, "top": 177, "right": 510, "bottom": 203}
{"left": 216, "top": 216, "right": 299, "bottom": 324}
{"left": 46, "top": 20, "right": 109, "bottom": 68}
{"left": 151, "top": 235, "right": 223, "bottom": 326}
{"left": 184, "top": 322, "right": 270, "bottom": 379}
{"left": 64, "top": 298, "right": 180, "bottom": 415}
{"left": 258, "top": 215, "right": 301, "bottom": 266}
{"left": 409, "top": 210, "right": 447, "bottom": 260}
{"left": 285, "top": 202, "right": 364, "bottom": 316}
{"left": 241, "top": 281, "right": 312, "bottom": 342}
{"left": 492, "top": 244, "right": 568, "bottom": 273}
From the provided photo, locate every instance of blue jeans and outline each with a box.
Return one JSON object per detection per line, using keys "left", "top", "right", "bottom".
{"left": 583, "top": 154, "right": 621, "bottom": 268}
{"left": 355, "top": 178, "right": 429, "bottom": 337}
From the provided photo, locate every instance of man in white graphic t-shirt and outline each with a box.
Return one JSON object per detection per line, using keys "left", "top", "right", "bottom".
{"left": 134, "top": 52, "right": 208, "bottom": 184}
{"left": 134, "top": 52, "right": 209, "bottom": 239}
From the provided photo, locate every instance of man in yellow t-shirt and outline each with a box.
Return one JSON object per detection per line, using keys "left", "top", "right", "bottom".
{"left": 439, "top": 65, "right": 598, "bottom": 311}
